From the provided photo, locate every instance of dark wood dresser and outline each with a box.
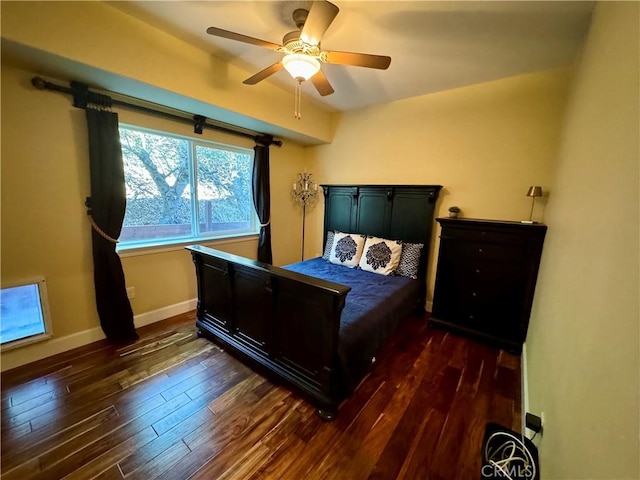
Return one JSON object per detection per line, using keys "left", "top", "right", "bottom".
{"left": 430, "top": 218, "right": 547, "bottom": 353}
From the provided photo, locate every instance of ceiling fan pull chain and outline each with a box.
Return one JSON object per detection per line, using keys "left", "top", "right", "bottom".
{"left": 294, "top": 80, "right": 302, "bottom": 120}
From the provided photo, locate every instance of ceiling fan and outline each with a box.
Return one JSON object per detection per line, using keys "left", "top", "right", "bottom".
{"left": 205, "top": 0, "right": 391, "bottom": 100}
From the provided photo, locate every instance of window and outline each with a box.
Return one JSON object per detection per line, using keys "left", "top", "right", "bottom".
{"left": 118, "top": 125, "right": 257, "bottom": 249}
{"left": 1, "top": 278, "right": 52, "bottom": 349}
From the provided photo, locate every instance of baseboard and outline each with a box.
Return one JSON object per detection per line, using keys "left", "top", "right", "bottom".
{"left": 0, "top": 299, "right": 197, "bottom": 372}
{"left": 521, "top": 342, "right": 531, "bottom": 435}
{"left": 133, "top": 299, "right": 197, "bottom": 328}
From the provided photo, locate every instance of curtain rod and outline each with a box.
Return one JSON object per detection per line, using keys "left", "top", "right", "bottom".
{"left": 31, "top": 76, "right": 282, "bottom": 148}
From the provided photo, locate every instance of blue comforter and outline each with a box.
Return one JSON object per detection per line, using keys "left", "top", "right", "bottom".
{"left": 284, "top": 257, "right": 421, "bottom": 392}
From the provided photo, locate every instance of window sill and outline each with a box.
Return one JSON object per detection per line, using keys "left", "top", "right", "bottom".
{"left": 1, "top": 333, "right": 53, "bottom": 352}
{"left": 117, "top": 233, "right": 259, "bottom": 258}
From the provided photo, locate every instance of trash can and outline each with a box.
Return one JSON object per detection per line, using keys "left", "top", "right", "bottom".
{"left": 481, "top": 423, "right": 540, "bottom": 479}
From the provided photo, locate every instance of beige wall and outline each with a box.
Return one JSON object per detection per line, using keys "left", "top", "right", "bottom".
{"left": 525, "top": 2, "right": 640, "bottom": 478}
{"left": 0, "top": 64, "right": 307, "bottom": 370}
{"left": 307, "top": 68, "right": 572, "bottom": 304}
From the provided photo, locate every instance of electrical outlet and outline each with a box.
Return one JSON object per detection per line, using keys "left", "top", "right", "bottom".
{"left": 525, "top": 412, "right": 542, "bottom": 433}
{"left": 126, "top": 287, "right": 136, "bottom": 299}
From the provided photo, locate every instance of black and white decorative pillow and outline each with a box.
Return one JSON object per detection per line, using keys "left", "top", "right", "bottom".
{"left": 329, "top": 232, "right": 366, "bottom": 268}
{"left": 358, "top": 236, "right": 403, "bottom": 275}
{"left": 395, "top": 242, "right": 424, "bottom": 279}
{"left": 322, "top": 231, "right": 335, "bottom": 260}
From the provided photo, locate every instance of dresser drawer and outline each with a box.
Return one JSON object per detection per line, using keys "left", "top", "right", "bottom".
{"left": 456, "top": 282, "right": 525, "bottom": 308}
{"left": 439, "top": 242, "right": 527, "bottom": 281}
{"left": 440, "top": 225, "right": 528, "bottom": 246}
{"left": 445, "top": 241, "right": 526, "bottom": 263}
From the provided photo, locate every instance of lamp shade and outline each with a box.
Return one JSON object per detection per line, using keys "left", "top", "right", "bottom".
{"left": 282, "top": 54, "right": 321, "bottom": 81}
{"left": 526, "top": 186, "right": 543, "bottom": 197}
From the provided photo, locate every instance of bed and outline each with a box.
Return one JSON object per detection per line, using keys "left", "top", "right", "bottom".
{"left": 187, "top": 184, "right": 442, "bottom": 419}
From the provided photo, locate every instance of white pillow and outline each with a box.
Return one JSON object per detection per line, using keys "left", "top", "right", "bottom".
{"left": 358, "top": 236, "right": 403, "bottom": 275}
{"left": 329, "top": 232, "right": 366, "bottom": 268}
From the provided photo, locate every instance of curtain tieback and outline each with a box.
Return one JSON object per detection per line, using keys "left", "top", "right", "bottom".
{"left": 88, "top": 214, "right": 119, "bottom": 244}
{"left": 260, "top": 218, "right": 271, "bottom": 228}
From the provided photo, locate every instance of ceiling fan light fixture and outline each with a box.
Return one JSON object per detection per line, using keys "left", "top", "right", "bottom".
{"left": 282, "top": 54, "right": 320, "bottom": 82}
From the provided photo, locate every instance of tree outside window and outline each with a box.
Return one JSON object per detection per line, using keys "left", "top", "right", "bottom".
{"left": 118, "top": 125, "right": 256, "bottom": 246}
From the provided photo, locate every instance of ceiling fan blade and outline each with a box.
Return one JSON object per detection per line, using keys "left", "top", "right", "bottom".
{"left": 206, "top": 26, "right": 281, "bottom": 50}
{"left": 300, "top": 1, "right": 339, "bottom": 46}
{"left": 243, "top": 62, "right": 284, "bottom": 85}
{"left": 324, "top": 50, "right": 391, "bottom": 70}
{"left": 311, "top": 70, "right": 335, "bottom": 96}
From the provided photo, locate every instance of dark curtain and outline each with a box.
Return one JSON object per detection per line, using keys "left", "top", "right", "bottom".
{"left": 85, "top": 108, "right": 138, "bottom": 344}
{"left": 252, "top": 137, "right": 273, "bottom": 264}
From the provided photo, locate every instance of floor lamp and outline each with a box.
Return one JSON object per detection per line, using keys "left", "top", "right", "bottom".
{"left": 292, "top": 172, "right": 318, "bottom": 261}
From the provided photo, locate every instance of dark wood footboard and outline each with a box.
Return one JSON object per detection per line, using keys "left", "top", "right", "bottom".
{"left": 187, "top": 245, "right": 351, "bottom": 417}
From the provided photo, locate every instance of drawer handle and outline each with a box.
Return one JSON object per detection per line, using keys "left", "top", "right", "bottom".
{"left": 478, "top": 248, "right": 483, "bottom": 253}
{"left": 472, "top": 292, "right": 477, "bottom": 297}
{"left": 475, "top": 269, "right": 481, "bottom": 273}
{"left": 469, "top": 315, "right": 475, "bottom": 320}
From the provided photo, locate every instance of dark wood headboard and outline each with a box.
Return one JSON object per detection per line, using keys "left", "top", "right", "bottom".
{"left": 321, "top": 185, "right": 442, "bottom": 297}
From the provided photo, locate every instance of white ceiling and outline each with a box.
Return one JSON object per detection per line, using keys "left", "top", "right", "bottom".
{"left": 111, "top": 1, "right": 593, "bottom": 112}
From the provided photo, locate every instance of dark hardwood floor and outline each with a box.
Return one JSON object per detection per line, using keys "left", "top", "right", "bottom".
{"left": 1, "top": 311, "right": 521, "bottom": 479}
